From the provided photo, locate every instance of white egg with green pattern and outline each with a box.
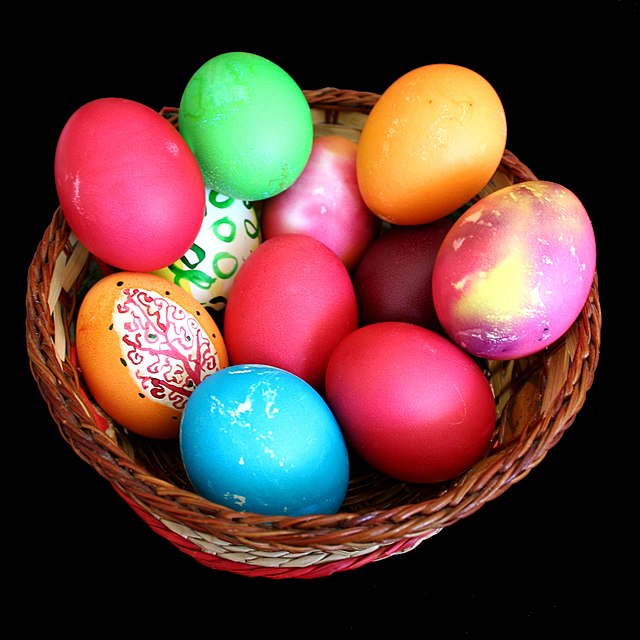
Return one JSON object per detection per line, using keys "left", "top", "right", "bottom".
{"left": 155, "top": 187, "right": 261, "bottom": 312}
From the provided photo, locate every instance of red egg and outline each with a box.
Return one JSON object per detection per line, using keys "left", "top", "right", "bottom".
{"left": 54, "top": 98, "right": 205, "bottom": 272}
{"left": 224, "top": 234, "right": 359, "bottom": 391}
{"left": 325, "top": 322, "right": 496, "bottom": 483}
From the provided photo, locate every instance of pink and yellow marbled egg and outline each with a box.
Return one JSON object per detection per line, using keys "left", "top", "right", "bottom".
{"left": 432, "top": 180, "right": 596, "bottom": 360}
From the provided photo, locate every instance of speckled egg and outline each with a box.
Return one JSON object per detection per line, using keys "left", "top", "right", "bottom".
{"left": 432, "top": 180, "right": 596, "bottom": 360}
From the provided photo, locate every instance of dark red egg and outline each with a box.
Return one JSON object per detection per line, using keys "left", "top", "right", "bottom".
{"left": 353, "top": 218, "right": 453, "bottom": 329}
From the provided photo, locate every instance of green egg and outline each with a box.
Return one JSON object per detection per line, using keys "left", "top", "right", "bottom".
{"left": 179, "top": 52, "right": 314, "bottom": 202}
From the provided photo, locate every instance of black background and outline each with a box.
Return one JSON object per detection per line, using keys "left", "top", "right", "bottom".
{"left": 15, "top": 3, "right": 635, "bottom": 636}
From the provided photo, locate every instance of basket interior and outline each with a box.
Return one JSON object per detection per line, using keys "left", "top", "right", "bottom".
{"left": 26, "top": 88, "right": 602, "bottom": 552}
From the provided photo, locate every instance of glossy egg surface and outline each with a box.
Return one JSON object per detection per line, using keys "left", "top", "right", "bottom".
{"left": 223, "top": 234, "right": 358, "bottom": 392}
{"left": 357, "top": 63, "right": 507, "bottom": 225}
{"left": 55, "top": 97, "right": 205, "bottom": 271}
{"left": 179, "top": 51, "right": 313, "bottom": 201}
{"left": 180, "top": 364, "right": 350, "bottom": 516}
{"left": 325, "top": 322, "right": 496, "bottom": 483}
{"left": 353, "top": 217, "right": 453, "bottom": 329}
{"left": 260, "top": 135, "right": 381, "bottom": 271}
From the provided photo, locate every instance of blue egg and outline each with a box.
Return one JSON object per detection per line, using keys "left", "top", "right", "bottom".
{"left": 180, "top": 364, "right": 350, "bottom": 516}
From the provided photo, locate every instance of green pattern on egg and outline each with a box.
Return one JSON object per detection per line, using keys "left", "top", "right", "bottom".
{"left": 155, "top": 188, "right": 261, "bottom": 312}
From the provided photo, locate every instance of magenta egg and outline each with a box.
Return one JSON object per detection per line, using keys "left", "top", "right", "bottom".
{"left": 54, "top": 98, "right": 205, "bottom": 272}
{"left": 224, "top": 234, "right": 359, "bottom": 392}
{"left": 260, "top": 135, "right": 381, "bottom": 272}
{"left": 325, "top": 322, "right": 496, "bottom": 483}
{"left": 432, "top": 180, "right": 597, "bottom": 360}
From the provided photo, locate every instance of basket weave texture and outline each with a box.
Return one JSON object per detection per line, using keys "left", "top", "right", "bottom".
{"left": 26, "top": 88, "right": 602, "bottom": 579}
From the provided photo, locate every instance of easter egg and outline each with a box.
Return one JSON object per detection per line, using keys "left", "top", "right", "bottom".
{"left": 180, "top": 364, "right": 350, "bottom": 516}
{"left": 353, "top": 217, "right": 454, "bottom": 329}
{"left": 432, "top": 180, "right": 597, "bottom": 360}
{"left": 154, "top": 187, "right": 261, "bottom": 313}
{"left": 260, "top": 135, "right": 382, "bottom": 271}
{"left": 179, "top": 52, "right": 313, "bottom": 201}
{"left": 325, "top": 322, "right": 496, "bottom": 484}
{"left": 75, "top": 271, "right": 228, "bottom": 439}
{"left": 223, "top": 234, "right": 358, "bottom": 392}
{"left": 55, "top": 97, "right": 205, "bottom": 271}
{"left": 357, "top": 63, "right": 507, "bottom": 225}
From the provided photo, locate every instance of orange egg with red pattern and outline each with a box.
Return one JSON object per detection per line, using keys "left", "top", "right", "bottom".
{"left": 75, "top": 271, "right": 228, "bottom": 439}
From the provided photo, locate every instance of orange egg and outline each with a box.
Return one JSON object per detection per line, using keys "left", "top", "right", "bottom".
{"left": 75, "top": 271, "right": 228, "bottom": 439}
{"left": 356, "top": 63, "right": 507, "bottom": 225}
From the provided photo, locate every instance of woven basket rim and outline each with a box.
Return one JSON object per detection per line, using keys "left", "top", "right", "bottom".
{"left": 25, "top": 87, "right": 602, "bottom": 577}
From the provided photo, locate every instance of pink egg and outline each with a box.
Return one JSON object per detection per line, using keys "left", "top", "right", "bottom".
{"left": 54, "top": 98, "right": 205, "bottom": 272}
{"left": 325, "top": 322, "right": 496, "bottom": 483}
{"left": 224, "top": 234, "right": 359, "bottom": 392}
{"left": 432, "top": 180, "right": 596, "bottom": 360}
{"left": 260, "top": 135, "right": 382, "bottom": 271}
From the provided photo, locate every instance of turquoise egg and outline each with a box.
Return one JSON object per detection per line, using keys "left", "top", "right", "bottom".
{"left": 180, "top": 364, "right": 350, "bottom": 516}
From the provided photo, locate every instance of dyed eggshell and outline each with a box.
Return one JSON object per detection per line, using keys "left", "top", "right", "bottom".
{"left": 357, "top": 63, "right": 507, "bottom": 225}
{"left": 154, "top": 188, "right": 261, "bottom": 313}
{"left": 180, "top": 364, "right": 350, "bottom": 516}
{"left": 325, "top": 322, "right": 496, "bottom": 483}
{"left": 179, "top": 52, "right": 313, "bottom": 201}
{"left": 75, "top": 271, "right": 228, "bottom": 439}
{"left": 432, "top": 180, "right": 597, "bottom": 360}
{"left": 55, "top": 98, "right": 205, "bottom": 272}
{"left": 260, "top": 135, "right": 382, "bottom": 271}
{"left": 223, "top": 234, "right": 359, "bottom": 392}
{"left": 353, "top": 217, "right": 454, "bottom": 329}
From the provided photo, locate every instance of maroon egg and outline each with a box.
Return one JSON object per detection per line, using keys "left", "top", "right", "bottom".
{"left": 353, "top": 218, "right": 453, "bottom": 329}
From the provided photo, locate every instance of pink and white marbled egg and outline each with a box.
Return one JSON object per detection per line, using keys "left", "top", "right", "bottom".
{"left": 432, "top": 180, "right": 596, "bottom": 360}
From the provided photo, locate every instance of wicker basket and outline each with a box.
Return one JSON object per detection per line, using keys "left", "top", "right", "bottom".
{"left": 25, "top": 87, "right": 602, "bottom": 579}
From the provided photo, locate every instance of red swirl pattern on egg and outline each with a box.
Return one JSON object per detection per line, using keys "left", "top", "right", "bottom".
{"left": 114, "top": 286, "right": 221, "bottom": 409}
{"left": 75, "top": 272, "right": 228, "bottom": 439}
